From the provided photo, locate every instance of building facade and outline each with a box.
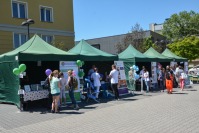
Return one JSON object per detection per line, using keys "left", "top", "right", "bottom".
{"left": 0, "top": 0, "right": 74, "bottom": 54}
{"left": 82, "top": 31, "right": 166, "bottom": 54}
{"left": 149, "top": 23, "right": 163, "bottom": 34}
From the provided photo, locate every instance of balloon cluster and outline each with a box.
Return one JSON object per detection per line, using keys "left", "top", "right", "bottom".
{"left": 76, "top": 60, "right": 84, "bottom": 67}
{"left": 45, "top": 69, "right": 52, "bottom": 76}
{"left": 78, "top": 71, "right": 85, "bottom": 77}
{"left": 132, "top": 65, "right": 139, "bottom": 72}
{"left": 13, "top": 64, "right": 26, "bottom": 75}
{"left": 131, "top": 65, "right": 140, "bottom": 80}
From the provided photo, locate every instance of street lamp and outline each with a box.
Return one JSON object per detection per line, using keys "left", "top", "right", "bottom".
{"left": 21, "top": 19, "right": 35, "bottom": 39}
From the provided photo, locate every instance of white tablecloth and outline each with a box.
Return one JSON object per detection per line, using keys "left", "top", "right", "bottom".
{"left": 23, "top": 90, "right": 49, "bottom": 102}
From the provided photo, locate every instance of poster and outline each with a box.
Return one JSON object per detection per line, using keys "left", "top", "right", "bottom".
{"left": 170, "top": 61, "right": 177, "bottom": 67}
{"left": 151, "top": 62, "right": 157, "bottom": 83}
{"left": 114, "top": 61, "right": 128, "bottom": 95}
{"left": 59, "top": 61, "right": 81, "bottom": 102}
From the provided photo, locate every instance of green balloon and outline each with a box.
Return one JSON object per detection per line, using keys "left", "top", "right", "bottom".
{"left": 78, "top": 71, "right": 85, "bottom": 77}
{"left": 76, "top": 60, "right": 82, "bottom": 67}
{"left": 13, "top": 68, "right": 20, "bottom": 75}
{"left": 19, "top": 64, "right": 26, "bottom": 72}
{"left": 81, "top": 61, "right": 85, "bottom": 66}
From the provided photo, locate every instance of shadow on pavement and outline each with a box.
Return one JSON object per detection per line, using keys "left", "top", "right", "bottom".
{"left": 172, "top": 92, "right": 188, "bottom": 95}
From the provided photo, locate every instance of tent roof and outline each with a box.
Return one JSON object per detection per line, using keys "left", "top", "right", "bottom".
{"left": 162, "top": 48, "right": 187, "bottom": 62}
{"left": 68, "top": 39, "right": 118, "bottom": 61}
{"left": 0, "top": 35, "right": 77, "bottom": 62}
{"left": 118, "top": 45, "right": 148, "bottom": 62}
{"left": 144, "top": 47, "right": 172, "bottom": 62}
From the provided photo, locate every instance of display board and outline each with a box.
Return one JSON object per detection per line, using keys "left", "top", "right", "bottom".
{"left": 114, "top": 61, "right": 128, "bottom": 95}
{"left": 151, "top": 62, "right": 157, "bottom": 83}
{"left": 59, "top": 61, "right": 81, "bottom": 103}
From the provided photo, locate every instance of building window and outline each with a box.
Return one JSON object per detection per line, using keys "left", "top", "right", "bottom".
{"left": 40, "top": 6, "right": 53, "bottom": 22}
{"left": 13, "top": 33, "right": 27, "bottom": 48}
{"left": 12, "top": 1, "right": 27, "bottom": 19}
{"left": 42, "top": 35, "right": 53, "bottom": 43}
{"left": 92, "top": 44, "right": 100, "bottom": 49}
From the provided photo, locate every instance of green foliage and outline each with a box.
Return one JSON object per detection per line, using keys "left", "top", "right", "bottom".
{"left": 142, "top": 36, "right": 161, "bottom": 52}
{"left": 162, "top": 11, "right": 199, "bottom": 40}
{"left": 52, "top": 41, "right": 67, "bottom": 51}
{"left": 168, "top": 36, "right": 199, "bottom": 61}
{"left": 115, "top": 23, "right": 145, "bottom": 53}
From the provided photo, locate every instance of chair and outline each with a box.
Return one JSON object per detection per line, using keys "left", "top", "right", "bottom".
{"left": 84, "top": 78, "right": 100, "bottom": 103}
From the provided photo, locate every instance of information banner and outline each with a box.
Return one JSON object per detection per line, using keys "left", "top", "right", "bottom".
{"left": 59, "top": 61, "right": 81, "bottom": 102}
{"left": 151, "top": 62, "right": 157, "bottom": 83}
{"left": 114, "top": 61, "right": 128, "bottom": 95}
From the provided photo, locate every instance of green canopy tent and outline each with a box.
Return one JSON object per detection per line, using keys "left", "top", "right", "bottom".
{"left": 144, "top": 47, "right": 173, "bottom": 62}
{"left": 162, "top": 48, "right": 187, "bottom": 62}
{"left": 68, "top": 39, "right": 118, "bottom": 61}
{"left": 118, "top": 45, "right": 150, "bottom": 90}
{"left": 0, "top": 35, "right": 78, "bottom": 107}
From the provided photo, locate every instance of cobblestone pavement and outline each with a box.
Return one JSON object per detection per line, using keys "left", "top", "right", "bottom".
{"left": 0, "top": 85, "right": 199, "bottom": 133}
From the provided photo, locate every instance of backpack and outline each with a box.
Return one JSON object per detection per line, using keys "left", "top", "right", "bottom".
{"left": 165, "top": 71, "right": 171, "bottom": 80}
{"left": 73, "top": 77, "right": 78, "bottom": 88}
{"left": 181, "top": 73, "right": 187, "bottom": 79}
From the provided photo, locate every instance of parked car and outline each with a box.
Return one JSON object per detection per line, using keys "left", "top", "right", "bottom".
{"left": 188, "top": 65, "right": 199, "bottom": 75}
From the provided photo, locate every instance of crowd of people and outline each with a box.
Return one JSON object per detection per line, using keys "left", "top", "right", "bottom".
{"left": 43, "top": 63, "right": 187, "bottom": 113}
{"left": 43, "top": 64, "right": 121, "bottom": 113}
{"left": 128, "top": 64, "right": 187, "bottom": 94}
{"left": 44, "top": 70, "right": 79, "bottom": 113}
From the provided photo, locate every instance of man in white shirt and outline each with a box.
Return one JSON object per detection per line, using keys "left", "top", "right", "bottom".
{"left": 139, "top": 66, "right": 146, "bottom": 92}
{"left": 109, "top": 64, "right": 119, "bottom": 100}
{"left": 91, "top": 68, "right": 101, "bottom": 99}
{"left": 88, "top": 65, "right": 95, "bottom": 79}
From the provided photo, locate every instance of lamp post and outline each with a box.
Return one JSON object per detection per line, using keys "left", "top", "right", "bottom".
{"left": 21, "top": 19, "right": 35, "bottom": 39}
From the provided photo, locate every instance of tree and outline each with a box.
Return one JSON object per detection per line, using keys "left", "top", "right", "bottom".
{"left": 51, "top": 41, "right": 67, "bottom": 51}
{"left": 115, "top": 23, "right": 145, "bottom": 53}
{"left": 162, "top": 11, "right": 199, "bottom": 40}
{"left": 168, "top": 36, "right": 199, "bottom": 61}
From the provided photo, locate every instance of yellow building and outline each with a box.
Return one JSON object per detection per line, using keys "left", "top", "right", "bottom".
{"left": 0, "top": 0, "right": 74, "bottom": 54}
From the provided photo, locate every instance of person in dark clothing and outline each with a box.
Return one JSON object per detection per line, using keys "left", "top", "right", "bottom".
{"left": 67, "top": 70, "right": 79, "bottom": 109}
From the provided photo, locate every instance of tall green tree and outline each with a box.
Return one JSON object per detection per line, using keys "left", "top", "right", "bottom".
{"left": 162, "top": 11, "right": 199, "bottom": 40}
{"left": 168, "top": 36, "right": 199, "bottom": 61}
{"left": 142, "top": 36, "right": 158, "bottom": 52}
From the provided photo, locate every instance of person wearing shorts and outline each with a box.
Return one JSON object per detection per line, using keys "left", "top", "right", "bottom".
{"left": 49, "top": 70, "right": 61, "bottom": 113}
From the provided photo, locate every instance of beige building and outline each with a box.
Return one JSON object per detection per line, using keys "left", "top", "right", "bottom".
{"left": 0, "top": 0, "right": 75, "bottom": 54}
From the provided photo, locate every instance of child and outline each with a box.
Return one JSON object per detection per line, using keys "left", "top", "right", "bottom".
{"left": 59, "top": 72, "right": 67, "bottom": 106}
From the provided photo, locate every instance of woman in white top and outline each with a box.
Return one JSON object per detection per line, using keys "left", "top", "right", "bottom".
{"left": 91, "top": 68, "right": 101, "bottom": 99}
{"left": 144, "top": 68, "right": 150, "bottom": 93}
{"left": 59, "top": 72, "right": 67, "bottom": 105}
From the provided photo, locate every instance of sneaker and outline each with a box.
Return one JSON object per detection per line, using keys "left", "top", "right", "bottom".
{"left": 74, "top": 105, "right": 80, "bottom": 110}
{"left": 51, "top": 110, "right": 55, "bottom": 113}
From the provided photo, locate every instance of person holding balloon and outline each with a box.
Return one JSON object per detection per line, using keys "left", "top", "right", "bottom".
{"left": 49, "top": 70, "right": 61, "bottom": 113}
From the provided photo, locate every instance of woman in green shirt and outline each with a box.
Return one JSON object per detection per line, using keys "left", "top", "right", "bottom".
{"left": 49, "top": 70, "right": 61, "bottom": 113}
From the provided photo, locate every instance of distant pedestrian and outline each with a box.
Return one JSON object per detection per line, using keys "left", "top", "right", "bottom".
{"left": 158, "top": 66, "right": 164, "bottom": 92}
{"left": 59, "top": 72, "right": 67, "bottom": 106}
{"left": 165, "top": 66, "right": 173, "bottom": 94}
{"left": 177, "top": 66, "right": 186, "bottom": 91}
{"left": 128, "top": 67, "right": 135, "bottom": 94}
{"left": 91, "top": 68, "right": 101, "bottom": 99}
{"left": 67, "top": 70, "right": 79, "bottom": 109}
{"left": 140, "top": 66, "right": 146, "bottom": 92}
{"left": 143, "top": 68, "right": 150, "bottom": 93}
{"left": 49, "top": 70, "right": 61, "bottom": 113}
{"left": 109, "top": 64, "right": 119, "bottom": 100}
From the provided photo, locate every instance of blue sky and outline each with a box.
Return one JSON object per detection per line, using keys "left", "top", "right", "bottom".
{"left": 73, "top": 0, "right": 199, "bottom": 41}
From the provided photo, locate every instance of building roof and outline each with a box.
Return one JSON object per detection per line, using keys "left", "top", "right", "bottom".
{"left": 118, "top": 45, "right": 148, "bottom": 62}
{"left": 162, "top": 48, "right": 187, "bottom": 62}
{"left": 0, "top": 34, "right": 77, "bottom": 62}
{"left": 144, "top": 47, "right": 172, "bottom": 62}
{"left": 68, "top": 39, "right": 118, "bottom": 61}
